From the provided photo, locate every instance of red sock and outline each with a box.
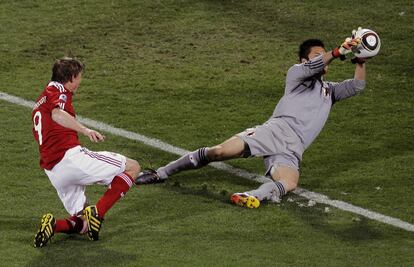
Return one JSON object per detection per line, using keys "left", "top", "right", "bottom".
{"left": 55, "top": 219, "right": 71, "bottom": 233}
{"left": 96, "top": 172, "right": 134, "bottom": 218}
{"left": 55, "top": 215, "right": 84, "bottom": 234}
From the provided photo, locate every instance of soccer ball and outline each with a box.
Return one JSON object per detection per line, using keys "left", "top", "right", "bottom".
{"left": 352, "top": 28, "right": 381, "bottom": 58}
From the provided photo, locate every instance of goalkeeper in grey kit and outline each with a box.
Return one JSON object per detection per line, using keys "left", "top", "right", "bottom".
{"left": 136, "top": 35, "right": 367, "bottom": 208}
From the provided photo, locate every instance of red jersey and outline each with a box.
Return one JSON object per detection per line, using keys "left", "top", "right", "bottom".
{"left": 32, "top": 81, "right": 81, "bottom": 170}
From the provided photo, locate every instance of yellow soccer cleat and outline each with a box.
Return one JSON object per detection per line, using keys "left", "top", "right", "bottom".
{"left": 231, "top": 193, "right": 260, "bottom": 208}
{"left": 34, "top": 213, "right": 56, "bottom": 248}
{"left": 84, "top": 205, "right": 103, "bottom": 241}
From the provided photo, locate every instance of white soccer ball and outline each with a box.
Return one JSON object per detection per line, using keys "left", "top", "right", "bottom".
{"left": 352, "top": 28, "right": 381, "bottom": 58}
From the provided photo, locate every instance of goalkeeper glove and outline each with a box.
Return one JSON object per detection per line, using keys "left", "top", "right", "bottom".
{"left": 332, "top": 37, "right": 361, "bottom": 59}
{"left": 350, "top": 27, "right": 367, "bottom": 64}
{"left": 352, "top": 26, "right": 362, "bottom": 39}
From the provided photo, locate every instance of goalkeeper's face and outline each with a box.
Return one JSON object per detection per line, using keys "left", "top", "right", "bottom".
{"left": 307, "top": 46, "right": 328, "bottom": 75}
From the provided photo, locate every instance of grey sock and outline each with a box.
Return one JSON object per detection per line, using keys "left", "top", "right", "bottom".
{"left": 157, "top": 147, "right": 209, "bottom": 178}
{"left": 247, "top": 178, "right": 286, "bottom": 203}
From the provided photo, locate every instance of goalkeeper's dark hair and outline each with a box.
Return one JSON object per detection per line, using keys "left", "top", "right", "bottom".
{"left": 299, "top": 39, "right": 325, "bottom": 61}
{"left": 51, "top": 57, "right": 84, "bottom": 84}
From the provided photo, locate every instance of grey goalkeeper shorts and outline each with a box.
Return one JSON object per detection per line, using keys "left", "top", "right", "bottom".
{"left": 236, "top": 118, "right": 304, "bottom": 175}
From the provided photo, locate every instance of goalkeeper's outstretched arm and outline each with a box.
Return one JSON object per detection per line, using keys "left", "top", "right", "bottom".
{"left": 354, "top": 60, "right": 366, "bottom": 81}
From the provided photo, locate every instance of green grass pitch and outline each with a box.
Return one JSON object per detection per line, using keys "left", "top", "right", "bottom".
{"left": 0, "top": 1, "right": 413, "bottom": 266}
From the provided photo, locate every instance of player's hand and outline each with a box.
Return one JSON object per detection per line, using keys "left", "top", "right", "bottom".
{"left": 332, "top": 37, "right": 361, "bottom": 59}
{"left": 350, "top": 27, "right": 366, "bottom": 64}
{"left": 82, "top": 128, "right": 105, "bottom": 142}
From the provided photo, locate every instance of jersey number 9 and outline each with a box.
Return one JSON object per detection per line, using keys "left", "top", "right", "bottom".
{"left": 33, "top": 111, "right": 43, "bottom": 145}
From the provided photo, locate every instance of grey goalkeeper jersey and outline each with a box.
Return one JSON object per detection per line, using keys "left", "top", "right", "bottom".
{"left": 273, "top": 55, "right": 365, "bottom": 149}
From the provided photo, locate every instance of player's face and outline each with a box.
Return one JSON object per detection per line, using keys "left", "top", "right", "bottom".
{"left": 307, "top": 46, "right": 326, "bottom": 60}
{"left": 66, "top": 72, "right": 82, "bottom": 93}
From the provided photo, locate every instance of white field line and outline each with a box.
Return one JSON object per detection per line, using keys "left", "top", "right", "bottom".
{"left": 2, "top": 91, "right": 413, "bottom": 233}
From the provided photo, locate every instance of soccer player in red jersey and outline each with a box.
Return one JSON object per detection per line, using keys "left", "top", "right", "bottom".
{"left": 32, "top": 57, "right": 141, "bottom": 247}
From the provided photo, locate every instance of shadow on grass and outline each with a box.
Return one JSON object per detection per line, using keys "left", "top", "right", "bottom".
{"left": 0, "top": 215, "right": 139, "bottom": 267}
{"left": 281, "top": 199, "right": 386, "bottom": 242}
{"left": 158, "top": 179, "right": 386, "bottom": 243}
{"left": 0, "top": 209, "right": 142, "bottom": 266}
{"left": 165, "top": 178, "right": 236, "bottom": 206}
{"left": 26, "top": 238, "right": 138, "bottom": 267}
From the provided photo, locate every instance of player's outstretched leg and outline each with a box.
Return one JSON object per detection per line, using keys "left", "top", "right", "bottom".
{"left": 136, "top": 136, "right": 246, "bottom": 185}
{"left": 231, "top": 166, "right": 298, "bottom": 208}
{"left": 159, "top": 147, "right": 210, "bottom": 178}
{"left": 34, "top": 213, "right": 56, "bottom": 247}
{"left": 135, "top": 147, "right": 210, "bottom": 185}
{"left": 246, "top": 178, "right": 286, "bottom": 203}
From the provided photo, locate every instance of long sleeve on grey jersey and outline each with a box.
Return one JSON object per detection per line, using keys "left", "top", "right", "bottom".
{"left": 272, "top": 55, "right": 365, "bottom": 149}
{"left": 327, "top": 79, "right": 366, "bottom": 103}
{"left": 285, "top": 55, "right": 326, "bottom": 89}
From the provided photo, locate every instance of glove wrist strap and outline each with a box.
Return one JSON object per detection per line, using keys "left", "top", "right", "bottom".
{"left": 351, "top": 57, "right": 366, "bottom": 64}
{"left": 332, "top": 48, "right": 341, "bottom": 58}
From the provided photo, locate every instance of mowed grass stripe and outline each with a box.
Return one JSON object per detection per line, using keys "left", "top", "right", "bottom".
{"left": 2, "top": 91, "right": 413, "bottom": 233}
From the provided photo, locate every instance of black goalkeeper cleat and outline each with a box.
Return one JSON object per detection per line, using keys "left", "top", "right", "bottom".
{"left": 34, "top": 213, "right": 56, "bottom": 248}
{"left": 84, "top": 205, "right": 103, "bottom": 241}
{"left": 135, "top": 169, "right": 165, "bottom": 185}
